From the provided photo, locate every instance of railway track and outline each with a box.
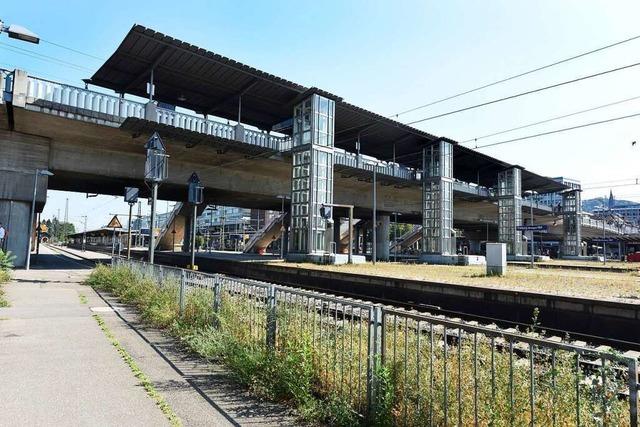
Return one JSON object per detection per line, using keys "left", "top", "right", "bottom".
{"left": 56, "top": 245, "right": 640, "bottom": 352}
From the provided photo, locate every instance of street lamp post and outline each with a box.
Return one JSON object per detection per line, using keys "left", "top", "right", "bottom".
{"left": 25, "top": 169, "right": 53, "bottom": 270}
{"left": 124, "top": 187, "right": 139, "bottom": 260}
{"left": 602, "top": 215, "right": 607, "bottom": 266}
{"left": 393, "top": 212, "right": 402, "bottom": 262}
{"left": 276, "top": 195, "right": 290, "bottom": 259}
{"left": 524, "top": 190, "right": 538, "bottom": 268}
{"left": 81, "top": 215, "right": 87, "bottom": 252}
{"left": 144, "top": 132, "right": 168, "bottom": 264}
{"left": 187, "top": 172, "right": 204, "bottom": 269}
{"left": 372, "top": 168, "right": 377, "bottom": 265}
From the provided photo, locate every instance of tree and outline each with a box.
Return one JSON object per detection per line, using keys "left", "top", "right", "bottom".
{"left": 389, "top": 222, "right": 412, "bottom": 241}
{"left": 46, "top": 218, "right": 76, "bottom": 242}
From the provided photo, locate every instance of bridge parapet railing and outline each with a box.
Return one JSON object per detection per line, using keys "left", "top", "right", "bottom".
{"left": 334, "top": 148, "right": 418, "bottom": 181}
{"left": 581, "top": 216, "right": 639, "bottom": 235}
{"left": 11, "top": 71, "right": 428, "bottom": 184}
{"left": 16, "top": 72, "right": 296, "bottom": 153}
{"left": 24, "top": 75, "right": 146, "bottom": 119}
{"left": 111, "top": 256, "right": 639, "bottom": 426}
{"left": 0, "top": 70, "right": 9, "bottom": 104}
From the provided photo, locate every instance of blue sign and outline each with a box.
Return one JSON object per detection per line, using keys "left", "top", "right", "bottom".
{"left": 516, "top": 224, "right": 548, "bottom": 233}
{"left": 590, "top": 238, "right": 616, "bottom": 243}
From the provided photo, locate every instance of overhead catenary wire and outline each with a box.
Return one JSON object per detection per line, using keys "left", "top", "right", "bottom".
{"left": 40, "top": 38, "right": 106, "bottom": 61}
{"left": 0, "top": 42, "right": 94, "bottom": 72}
{"left": 582, "top": 176, "right": 640, "bottom": 185}
{"left": 460, "top": 95, "right": 640, "bottom": 144}
{"left": 582, "top": 182, "right": 640, "bottom": 191}
{"left": 474, "top": 111, "right": 640, "bottom": 149}
{"left": 405, "top": 60, "right": 640, "bottom": 126}
{"left": 391, "top": 33, "right": 640, "bottom": 118}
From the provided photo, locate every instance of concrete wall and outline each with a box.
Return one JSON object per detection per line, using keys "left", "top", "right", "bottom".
{"left": 0, "top": 130, "right": 51, "bottom": 267}
{"left": 0, "top": 201, "right": 31, "bottom": 267}
{"left": 375, "top": 214, "right": 390, "bottom": 261}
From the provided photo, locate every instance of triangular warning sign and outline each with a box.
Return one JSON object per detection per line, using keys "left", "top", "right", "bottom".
{"left": 107, "top": 215, "right": 122, "bottom": 229}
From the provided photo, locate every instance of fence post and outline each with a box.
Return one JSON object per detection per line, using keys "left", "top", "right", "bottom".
{"left": 367, "top": 305, "right": 383, "bottom": 419}
{"left": 266, "top": 284, "right": 277, "bottom": 350}
{"left": 630, "top": 358, "right": 638, "bottom": 427}
{"left": 212, "top": 275, "right": 222, "bottom": 328}
{"left": 179, "top": 269, "right": 186, "bottom": 316}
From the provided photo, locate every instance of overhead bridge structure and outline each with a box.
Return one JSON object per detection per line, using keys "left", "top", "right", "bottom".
{"left": 0, "top": 24, "right": 636, "bottom": 266}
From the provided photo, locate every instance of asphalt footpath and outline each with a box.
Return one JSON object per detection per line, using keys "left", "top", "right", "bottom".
{"left": 0, "top": 245, "right": 299, "bottom": 426}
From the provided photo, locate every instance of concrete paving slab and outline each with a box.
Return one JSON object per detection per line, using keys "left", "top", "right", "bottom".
{"left": 0, "top": 262, "right": 169, "bottom": 426}
{"left": 0, "top": 245, "right": 301, "bottom": 426}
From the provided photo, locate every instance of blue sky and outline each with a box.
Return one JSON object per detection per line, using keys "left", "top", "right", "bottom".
{"left": 2, "top": 1, "right": 640, "bottom": 229}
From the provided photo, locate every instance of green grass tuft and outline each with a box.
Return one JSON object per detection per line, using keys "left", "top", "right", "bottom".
{"left": 92, "top": 313, "right": 181, "bottom": 427}
{"left": 0, "top": 268, "right": 11, "bottom": 307}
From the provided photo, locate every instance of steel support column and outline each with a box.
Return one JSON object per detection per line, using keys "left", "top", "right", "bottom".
{"left": 497, "top": 167, "right": 523, "bottom": 256}
{"left": 561, "top": 189, "right": 582, "bottom": 257}
{"left": 421, "top": 140, "right": 454, "bottom": 256}
{"left": 288, "top": 93, "right": 336, "bottom": 258}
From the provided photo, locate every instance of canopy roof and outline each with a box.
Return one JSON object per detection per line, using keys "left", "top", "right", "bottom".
{"left": 90, "top": 24, "right": 566, "bottom": 193}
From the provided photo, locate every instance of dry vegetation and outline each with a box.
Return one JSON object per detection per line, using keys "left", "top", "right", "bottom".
{"left": 273, "top": 261, "right": 640, "bottom": 303}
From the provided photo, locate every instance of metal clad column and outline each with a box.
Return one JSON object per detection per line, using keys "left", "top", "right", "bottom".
{"left": 497, "top": 167, "right": 523, "bottom": 256}
{"left": 561, "top": 189, "right": 582, "bottom": 257}
{"left": 288, "top": 93, "right": 335, "bottom": 259}
{"left": 421, "top": 139, "right": 454, "bottom": 256}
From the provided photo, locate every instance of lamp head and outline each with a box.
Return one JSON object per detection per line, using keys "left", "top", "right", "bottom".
{"left": 1, "top": 22, "right": 40, "bottom": 44}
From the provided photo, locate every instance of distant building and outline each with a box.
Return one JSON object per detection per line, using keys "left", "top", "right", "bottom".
{"left": 196, "top": 205, "right": 278, "bottom": 233}
{"left": 536, "top": 177, "right": 581, "bottom": 208}
{"left": 594, "top": 203, "right": 640, "bottom": 226}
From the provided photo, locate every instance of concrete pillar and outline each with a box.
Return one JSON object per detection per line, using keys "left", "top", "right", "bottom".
{"left": 10, "top": 69, "right": 29, "bottom": 108}
{"left": 0, "top": 201, "right": 30, "bottom": 267}
{"left": 0, "top": 130, "right": 51, "bottom": 267}
{"left": 421, "top": 139, "right": 454, "bottom": 259}
{"left": 181, "top": 212, "right": 193, "bottom": 253}
{"left": 144, "top": 101, "right": 157, "bottom": 121}
{"left": 234, "top": 124, "right": 245, "bottom": 142}
{"left": 561, "top": 189, "right": 582, "bottom": 257}
{"left": 333, "top": 216, "right": 341, "bottom": 254}
{"left": 497, "top": 167, "right": 523, "bottom": 256}
{"left": 375, "top": 214, "right": 390, "bottom": 261}
{"left": 288, "top": 92, "right": 336, "bottom": 260}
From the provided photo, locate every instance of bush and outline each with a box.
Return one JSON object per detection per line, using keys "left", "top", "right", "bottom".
{"left": 0, "top": 250, "right": 15, "bottom": 271}
{"left": 85, "top": 265, "right": 361, "bottom": 426}
{"left": 86, "top": 265, "right": 632, "bottom": 426}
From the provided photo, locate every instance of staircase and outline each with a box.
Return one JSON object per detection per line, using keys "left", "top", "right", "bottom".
{"left": 243, "top": 212, "right": 287, "bottom": 254}
{"left": 390, "top": 225, "right": 422, "bottom": 251}
{"left": 155, "top": 202, "right": 185, "bottom": 251}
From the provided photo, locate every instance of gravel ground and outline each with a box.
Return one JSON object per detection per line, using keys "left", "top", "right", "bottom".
{"left": 273, "top": 261, "right": 640, "bottom": 303}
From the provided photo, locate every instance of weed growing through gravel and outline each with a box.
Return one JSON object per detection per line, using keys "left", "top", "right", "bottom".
{"left": 0, "top": 250, "right": 13, "bottom": 307}
{"left": 92, "top": 313, "right": 181, "bottom": 426}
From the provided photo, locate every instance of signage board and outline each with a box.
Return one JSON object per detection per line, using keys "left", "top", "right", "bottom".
{"left": 516, "top": 224, "right": 548, "bottom": 233}
{"left": 107, "top": 215, "right": 123, "bottom": 229}
{"left": 590, "top": 238, "right": 616, "bottom": 243}
{"left": 124, "top": 187, "right": 139, "bottom": 204}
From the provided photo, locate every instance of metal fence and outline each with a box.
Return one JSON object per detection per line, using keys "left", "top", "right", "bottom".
{"left": 112, "top": 257, "right": 639, "bottom": 425}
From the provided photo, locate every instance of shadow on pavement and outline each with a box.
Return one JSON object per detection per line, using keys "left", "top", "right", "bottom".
{"left": 29, "top": 254, "right": 93, "bottom": 270}
{"left": 95, "top": 291, "right": 298, "bottom": 426}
